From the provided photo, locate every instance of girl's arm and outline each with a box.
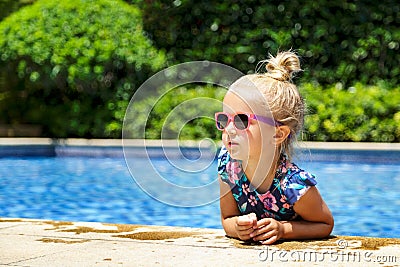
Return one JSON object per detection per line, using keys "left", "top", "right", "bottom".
{"left": 283, "top": 186, "right": 334, "bottom": 239}
{"left": 251, "top": 186, "right": 334, "bottom": 244}
{"left": 219, "top": 177, "right": 257, "bottom": 240}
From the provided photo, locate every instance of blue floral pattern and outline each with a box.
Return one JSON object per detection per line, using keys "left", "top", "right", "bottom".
{"left": 218, "top": 146, "right": 317, "bottom": 220}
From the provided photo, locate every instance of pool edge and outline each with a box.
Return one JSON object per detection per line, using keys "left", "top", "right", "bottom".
{"left": 1, "top": 138, "right": 399, "bottom": 161}
{"left": 0, "top": 138, "right": 400, "bottom": 150}
{"left": 1, "top": 217, "right": 399, "bottom": 266}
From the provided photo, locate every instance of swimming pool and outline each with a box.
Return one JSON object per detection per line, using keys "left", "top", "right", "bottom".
{"left": 0, "top": 143, "right": 399, "bottom": 238}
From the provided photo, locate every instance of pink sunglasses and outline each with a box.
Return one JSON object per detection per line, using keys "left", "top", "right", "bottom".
{"left": 215, "top": 112, "right": 282, "bottom": 131}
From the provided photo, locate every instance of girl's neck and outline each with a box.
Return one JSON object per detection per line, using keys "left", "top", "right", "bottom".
{"left": 242, "top": 149, "right": 280, "bottom": 194}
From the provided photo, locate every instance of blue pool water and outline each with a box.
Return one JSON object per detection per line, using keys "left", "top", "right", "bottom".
{"left": 0, "top": 153, "right": 399, "bottom": 238}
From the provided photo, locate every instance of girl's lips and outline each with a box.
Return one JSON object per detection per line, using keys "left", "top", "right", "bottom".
{"left": 228, "top": 141, "right": 239, "bottom": 147}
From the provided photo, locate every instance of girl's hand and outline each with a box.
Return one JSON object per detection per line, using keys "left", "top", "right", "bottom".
{"left": 250, "top": 218, "right": 284, "bottom": 245}
{"left": 235, "top": 213, "right": 257, "bottom": 241}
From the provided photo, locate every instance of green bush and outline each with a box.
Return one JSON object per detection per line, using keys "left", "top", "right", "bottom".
{"left": 0, "top": 0, "right": 165, "bottom": 137}
{"left": 0, "top": 0, "right": 34, "bottom": 22}
{"left": 129, "top": 0, "right": 400, "bottom": 142}
{"left": 125, "top": 84, "right": 226, "bottom": 140}
{"left": 126, "top": 82, "right": 400, "bottom": 143}
{"left": 1, "top": 0, "right": 399, "bottom": 141}
{"left": 302, "top": 82, "right": 400, "bottom": 142}
{"left": 134, "top": 0, "right": 400, "bottom": 86}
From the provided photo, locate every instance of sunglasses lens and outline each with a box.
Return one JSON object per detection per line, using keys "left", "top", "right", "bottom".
{"left": 216, "top": 114, "right": 229, "bottom": 130}
{"left": 234, "top": 114, "right": 249, "bottom": 130}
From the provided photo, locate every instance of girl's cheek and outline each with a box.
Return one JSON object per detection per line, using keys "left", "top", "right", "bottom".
{"left": 221, "top": 132, "right": 232, "bottom": 148}
{"left": 221, "top": 137, "right": 228, "bottom": 148}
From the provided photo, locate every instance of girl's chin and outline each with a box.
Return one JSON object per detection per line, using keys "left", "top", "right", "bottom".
{"left": 227, "top": 147, "right": 246, "bottom": 161}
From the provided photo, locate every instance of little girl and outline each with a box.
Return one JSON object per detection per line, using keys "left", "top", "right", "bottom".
{"left": 216, "top": 51, "right": 334, "bottom": 245}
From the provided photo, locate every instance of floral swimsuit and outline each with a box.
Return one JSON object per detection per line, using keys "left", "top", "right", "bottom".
{"left": 217, "top": 146, "right": 317, "bottom": 221}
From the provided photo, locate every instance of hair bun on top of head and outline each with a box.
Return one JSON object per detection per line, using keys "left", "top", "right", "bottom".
{"left": 259, "top": 51, "right": 302, "bottom": 82}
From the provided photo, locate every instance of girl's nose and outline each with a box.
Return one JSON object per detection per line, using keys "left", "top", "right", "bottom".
{"left": 225, "top": 121, "right": 237, "bottom": 135}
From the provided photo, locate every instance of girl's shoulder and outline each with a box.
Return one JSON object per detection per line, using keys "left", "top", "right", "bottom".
{"left": 278, "top": 156, "right": 317, "bottom": 205}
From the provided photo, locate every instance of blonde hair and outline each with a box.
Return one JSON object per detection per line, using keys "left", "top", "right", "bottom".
{"left": 247, "top": 51, "right": 304, "bottom": 159}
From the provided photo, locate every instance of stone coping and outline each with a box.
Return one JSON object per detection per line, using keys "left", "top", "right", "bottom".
{"left": 1, "top": 218, "right": 399, "bottom": 266}
{"left": 1, "top": 138, "right": 399, "bottom": 163}
{"left": 0, "top": 138, "right": 399, "bottom": 150}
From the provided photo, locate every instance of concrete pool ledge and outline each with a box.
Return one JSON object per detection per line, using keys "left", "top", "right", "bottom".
{"left": 1, "top": 218, "right": 399, "bottom": 266}
{"left": 1, "top": 138, "right": 400, "bottom": 163}
{"left": 1, "top": 138, "right": 400, "bottom": 149}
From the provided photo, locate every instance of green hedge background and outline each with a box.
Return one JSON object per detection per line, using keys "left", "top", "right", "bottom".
{"left": 0, "top": 0, "right": 399, "bottom": 142}
{"left": 0, "top": 0, "right": 166, "bottom": 138}
{"left": 135, "top": 0, "right": 400, "bottom": 86}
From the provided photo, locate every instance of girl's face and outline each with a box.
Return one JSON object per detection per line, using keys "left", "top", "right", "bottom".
{"left": 221, "top": 82, "right": 277, "bottom": 163}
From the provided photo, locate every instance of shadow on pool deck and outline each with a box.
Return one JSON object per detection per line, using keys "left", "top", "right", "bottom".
{"left": 1, "top": 218, "right": 399, "bottom": 266}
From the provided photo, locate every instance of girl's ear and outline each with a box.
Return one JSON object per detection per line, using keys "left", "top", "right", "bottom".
{"left": 274, "top": 125, "right": 291, "bottom": 145}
